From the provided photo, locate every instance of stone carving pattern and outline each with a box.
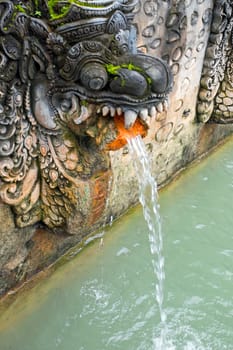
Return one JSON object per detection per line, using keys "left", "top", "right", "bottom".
{"left": 134, "top": 0, "right": 213, "bottom": 142}
{"left": 197, "top": 0, "right": 233, "bottom": 123}
{"left": 0, "top": 0, "right": 172, "bottom": 230}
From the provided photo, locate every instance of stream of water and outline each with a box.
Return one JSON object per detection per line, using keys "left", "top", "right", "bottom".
{"left": 1, "top": 137, "right": 233, "bottom": 349}
{"left": 127, "top": 136, "right": 166, "bottom": 348}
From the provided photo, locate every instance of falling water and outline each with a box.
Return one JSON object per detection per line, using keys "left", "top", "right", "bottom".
{"left": 127, "top": 135, "right": 167, "bottom": 348}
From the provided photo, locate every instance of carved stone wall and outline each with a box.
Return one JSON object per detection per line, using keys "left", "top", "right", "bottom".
{"left": 197, "top": 0, "right": 233, "bottom": 123}
{"left": 1, "top": 0, "right": 233, "bottom": 298}
{"left": 0, "top": 0, "right": 172, "bottom": 231}
{"left": 109, "top": 0, "right": 233, "bottom": 218}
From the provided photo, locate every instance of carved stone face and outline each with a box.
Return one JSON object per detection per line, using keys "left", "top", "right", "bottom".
{"left": 0, "top": 0, "right": 172, "bottom": 231}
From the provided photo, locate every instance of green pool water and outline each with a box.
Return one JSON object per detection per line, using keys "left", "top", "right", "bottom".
{"left": 1, "top": 138, "right": 233, "bottom": 350}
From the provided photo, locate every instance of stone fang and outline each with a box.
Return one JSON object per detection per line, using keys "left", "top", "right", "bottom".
{"left": 156, "top": 102, "right": 164, "bottom": 113}
{"left": 124, "top": 110, "right": 138, "bottom": 129}
{"left": 102, "top": 106, "right": 110, "bottom": 116}
{"left": 110, "top": 106, "right": 116, "bottom": 117}
{"left": 117, "top": 107, "right": 122, "bottom": 116}
{"left": 149, "top": 106, "right": 157, "bottom": 118}
{"left": 139, "top": 108, "right": 149, "bottom": 121}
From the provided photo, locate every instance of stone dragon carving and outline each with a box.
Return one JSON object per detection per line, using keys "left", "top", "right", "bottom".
{"left": 197, "top": 0, "right": 233, "bottom": 123}
{"left": 0, "top": 0, "right": 172, "bottom": 230}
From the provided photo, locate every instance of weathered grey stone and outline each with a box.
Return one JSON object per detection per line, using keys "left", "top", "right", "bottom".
{"left": 0, "top": 202, "right": 34, "bottom": 295}
{"left": 1, "top": 0, "right": 233, "bottom": 299}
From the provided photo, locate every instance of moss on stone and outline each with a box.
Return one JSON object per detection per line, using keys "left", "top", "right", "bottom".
{"left": 105, "top": 64, "right": 121, "bottom": 75}
{"left": 14, "top": 4, "right": 26, "bottom": 13}
{"left": 105, "top": 63, "right": 144, "bottom": 75}
{"left": 47, "top": 1, "right": 103, "bottom": 20}
{"left": 12, "top": 1, "right": 107, "bottom": 20}
{"left": 47, "top": 0, "right": 69, "bottom": 19}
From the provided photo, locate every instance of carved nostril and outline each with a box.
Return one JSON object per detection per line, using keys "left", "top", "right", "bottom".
{"left": 80, "top": 62, "right": 108, "bottom": 91}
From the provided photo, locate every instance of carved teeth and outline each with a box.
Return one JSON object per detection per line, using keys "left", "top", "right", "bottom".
{"left": 156, "top": 102, "right": 164, "bottom": 113}
{"left": 139, "top": 108, "right": 149, "bottom": 121}
{"left": 110, "top": 106, "right": 115, "bottom": 117}
{"left": 73, "top": 105, "right": 90, "bottom": 125}
{"left": 102, "top": 106, "right": 109, "bottom": 116}
{"left": 124, "top": 110, "right": 137, "bottom": 129}
{"left": 116, "top": 107, "right": 122, "bottom": 116}
{"left": 163, "top": 100, "right": 169, "bottom": 111}
{"left": 149, "top": 106, "right": 157, "bottom": 118}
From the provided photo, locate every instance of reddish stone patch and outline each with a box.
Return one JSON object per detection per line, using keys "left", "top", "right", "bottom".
{"left": 25, "top": 229, "right": 64, "bottom": 277}
{"left": 88, "top": 170, "right": 111, "bottom": 225}
{"left": 106, "top": 115, "right": 147, "bottom": 150}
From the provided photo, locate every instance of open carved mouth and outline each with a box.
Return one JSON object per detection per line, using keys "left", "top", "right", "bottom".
{"left": 48, "top": 47, "right": 173, "bottom": 150}
{"left": 51, "top": 85, "right": 169, "bottom": 152}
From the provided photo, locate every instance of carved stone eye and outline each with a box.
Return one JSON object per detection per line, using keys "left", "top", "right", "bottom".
{"left": 60, "top": 98, "right": 72, "bottom": 112}
{"left": 80, "top": 62, "right": 108, "bottom": 91}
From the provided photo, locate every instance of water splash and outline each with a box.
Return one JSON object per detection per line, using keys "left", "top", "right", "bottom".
{"left": 127, "top": 135, "right": 167, "bottom": 348}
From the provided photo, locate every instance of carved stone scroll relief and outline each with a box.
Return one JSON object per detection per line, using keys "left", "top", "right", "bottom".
{"left": 0, "top": 1, "right": 172, "bottom": 230}
{"left": 197, "top": 0, "right": 233, "bottom": 123}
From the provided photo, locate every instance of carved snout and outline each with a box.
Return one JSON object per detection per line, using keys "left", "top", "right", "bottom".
{"left": 109, "top": 68, "right": 148, "bottom": 97}
{"left": 117, "top": 54, "right": 173, "bottom": 96}
{"left": 59, "top": 41, "right": 172, "bottom": 104}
